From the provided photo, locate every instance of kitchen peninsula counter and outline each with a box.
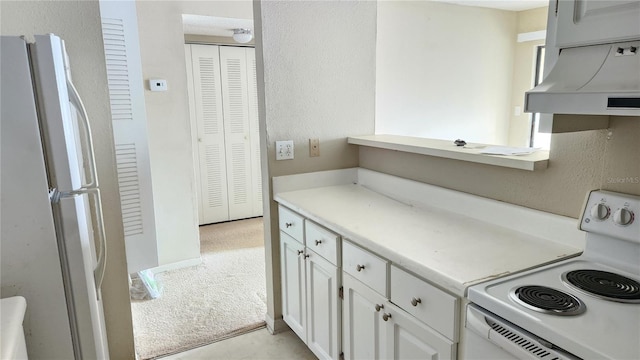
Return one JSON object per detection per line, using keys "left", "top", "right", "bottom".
{"left": 273, "top": 168, "right": 583, "bottom": 297}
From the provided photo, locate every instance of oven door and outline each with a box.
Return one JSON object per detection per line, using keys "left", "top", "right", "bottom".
{"left": 463, "top": 304, "right": 580, "bottom": 360}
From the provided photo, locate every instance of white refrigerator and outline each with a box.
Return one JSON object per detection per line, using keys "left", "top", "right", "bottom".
{"left": 1, "top": 34, "right": 109, "bottom": 359}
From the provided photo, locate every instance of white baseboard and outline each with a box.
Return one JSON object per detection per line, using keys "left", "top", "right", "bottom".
{"left": 265, "top": 313, "right": 289, "bottom": 335}
{"left": 147, "top": 257, "right": 202, "bottom": 275}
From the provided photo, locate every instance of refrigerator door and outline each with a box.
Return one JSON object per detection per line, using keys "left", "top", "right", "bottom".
{"left": 29, "top": 34, "right": 109, "bottom": 360}
{"left": 1, "top": 35, "right": 76, "bottom": 360}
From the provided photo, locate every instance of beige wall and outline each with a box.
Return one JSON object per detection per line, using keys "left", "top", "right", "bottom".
{"left": 0, "top": 1, "right": 134, "bottom": 358}
{"left": 517, "top": 6, "right": 549, "bottom": 33}
{"left": 360, "top": 117, "right": 640, "bottom": 219}
{"left": 254, "top": 0, "right": 376, "bottom": 329}
{"left": 134, "top": 0, "right": 252, "bottom": 266}
{"left": 508, "top": 7, "right": 548, "bottom": 146}
{"left": 376, "top": 1, "right": 517, "bottom": 145}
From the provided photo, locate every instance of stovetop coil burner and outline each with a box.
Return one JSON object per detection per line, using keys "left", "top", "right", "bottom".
{"left": 562, "top": 269, "right": 640, "bottom": 303}
{"left": 509, "top": 285, "right": 586, "bottom": 316}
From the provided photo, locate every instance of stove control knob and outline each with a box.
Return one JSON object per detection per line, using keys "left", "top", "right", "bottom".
{"left": 613, "top": 208, "right": 634, "bottom": 226}
{"left": 590, "top": 203, "right": 610, "bottom": 220}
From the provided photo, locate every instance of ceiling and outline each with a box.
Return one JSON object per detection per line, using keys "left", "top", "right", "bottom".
{"left": 183, "top": 1, "right": 547, "bottom": 38}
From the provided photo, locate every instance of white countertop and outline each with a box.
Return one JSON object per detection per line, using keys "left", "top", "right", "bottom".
{"left": 275, "top": 180, "right": 582, "bottom": 297}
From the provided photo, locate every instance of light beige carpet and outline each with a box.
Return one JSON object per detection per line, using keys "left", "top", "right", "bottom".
{"left": 131, "top": 217, "right": 267, "bottom": 359}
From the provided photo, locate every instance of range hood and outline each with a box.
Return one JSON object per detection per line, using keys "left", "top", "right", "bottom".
{"left": 525, "top": 40, "right": 640, "bottom": 116}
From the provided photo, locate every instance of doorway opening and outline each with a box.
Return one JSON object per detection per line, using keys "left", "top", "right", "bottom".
{"left": 127, "top": 14, "right": 266, "bottom": 360}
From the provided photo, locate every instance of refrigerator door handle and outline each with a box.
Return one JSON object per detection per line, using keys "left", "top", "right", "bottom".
{"left": 66, "top": 78, "right": 98, "bottom": 189}
{"left": 53, "top": 187, "right": 108, "bottom": 298}
{"left": 89, "top": 189, "right": 107, "bottom": 296}
{"left": 66, "top": 77, "right": 107, "bottom": 297}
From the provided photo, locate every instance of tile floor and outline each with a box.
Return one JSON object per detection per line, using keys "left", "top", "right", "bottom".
{"left": 161, "top": 327, "right": 317, "bottom": 360}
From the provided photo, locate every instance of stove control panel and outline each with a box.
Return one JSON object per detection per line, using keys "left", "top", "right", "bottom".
{"left": 581, "top": 190, "right": 639, "bottom": 243}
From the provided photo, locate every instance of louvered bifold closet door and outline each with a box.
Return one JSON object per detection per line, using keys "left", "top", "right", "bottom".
{"left": 246, "top": 48, "right": 263, "bottom": 217}
{"left": 219, "top": 46, "right": 253, "bottom": 221}
{"left": 190, "top": 45, "right": 229, "bottom": 224}
{"left": 99, "top": 0, "right": 158, "bottom": 273}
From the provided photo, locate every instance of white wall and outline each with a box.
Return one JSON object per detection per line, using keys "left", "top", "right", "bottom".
{"left": 507, "top": 7, "right": 548, "bottom": 147}
{"left": 0, "top": 1, "right": 134, "bottom": 358}
{"left": 134, "top": 0, "right": 253, "bottom": 266}
{"left": 361, "top": 116, "right": 640, "bottom": 218}
{"left": 376, "top": 1, "right": 516, "bottom": 145}
{"left": 254, "top": 0, "right": 376, "bottom": 331}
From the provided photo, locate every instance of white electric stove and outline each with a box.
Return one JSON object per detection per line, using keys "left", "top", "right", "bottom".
{"left": 464, "top": 190, "right": 640, "bottom": 360}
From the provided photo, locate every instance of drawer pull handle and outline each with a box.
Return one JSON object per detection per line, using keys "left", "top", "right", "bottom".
{"left": 297, "top": 250, "right": 304, "bottom": 255}
{"left": 375, "top": 304, "right": 384, "bottom": 312}
{"left": 356, "top": 264, "right": 365, "bottom": 272}
{"left": 382, "top": 313, "right": 392, "bottom": 321}
{"left": 285, "top": 222, "right": 293, "bottom": 228}
{"left": 411, "top": 297, "right": 422, "bottom": 307}
{"left": 315, "top": 239, "right": 322, "bottom": 246}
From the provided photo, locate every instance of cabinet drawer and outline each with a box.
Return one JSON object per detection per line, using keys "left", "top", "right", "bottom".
{"left": 305, "top": 220, "right": 340, "bottom": 266}
{"left": 343, "top": 241, "right": 388, "bottom": 296}
{"left": 390, "top": 265, "right": 458, "bottom": 341}
{"left": 279, "top": 205, "right": 304, "bottom": 244}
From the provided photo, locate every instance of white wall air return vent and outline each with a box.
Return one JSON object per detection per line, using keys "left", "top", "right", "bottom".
{"left": 101, "top": 18, "right": 133, "bottom": 122}
{"left": 114, "top": 143, "right": 143, "bottom": 236}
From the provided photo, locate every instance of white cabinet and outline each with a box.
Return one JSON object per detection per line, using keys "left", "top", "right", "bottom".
{"left": 384, "top": 302, "right": 455, "bottom": 360}
{"left": 342, "top": 241, "right": 457, "bottom": 360}
{"left": 185, "top": 44, "right": 262, "bottom": 225}
{"left": 343, "top": 272, "right": 453, "bottom": 360}
{"left": 277, "top": 207, "right": 459, "bottom": 360}
{"left": 306, "top": 249, "right": 341, "bottom": 360}
{"left": 343, "top": 241, "right": 388, "bottom": 296}
{"left": 390, "top": 265, "right": 458, "bottom": 341}
{"left": 278, "top": 205, "right": 342, "bottom": 360}
{"left": 555, "top": 0, "right": 640, "bottom": 48}
{"left": 280, "top": 232, "right": 306, "bottom": 340}
{"left": 343, "top": 273, "right": 387, "bottom": 360}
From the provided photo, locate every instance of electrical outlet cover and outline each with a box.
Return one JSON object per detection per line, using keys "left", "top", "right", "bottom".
{"left": 276, "top": 140, "right": 294, "bottom": 160}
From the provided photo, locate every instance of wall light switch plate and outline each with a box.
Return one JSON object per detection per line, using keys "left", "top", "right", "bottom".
{"left": 149, "top": 79, "right": 168, "bottom": 91}
{"left": 276, "top": 140, "right": 294, "bottom": 160}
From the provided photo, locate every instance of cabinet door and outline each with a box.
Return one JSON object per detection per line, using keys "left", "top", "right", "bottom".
{"left": 306, "top": 250, "right": 341, "bottom": 360}
{"left": 556, "top": 0, "right": 640, "bottom": 48}
{"left": 188, "top": 44, "right": 229, "bottom": 224}
{"left": 384, "top": 302, "right": 455, "bottom": 360}
{"left": 343, "top": 274, "right": 386, "bottom": 360}
{"left": 280, "top": 232, "right": 306, "bottom": 341}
